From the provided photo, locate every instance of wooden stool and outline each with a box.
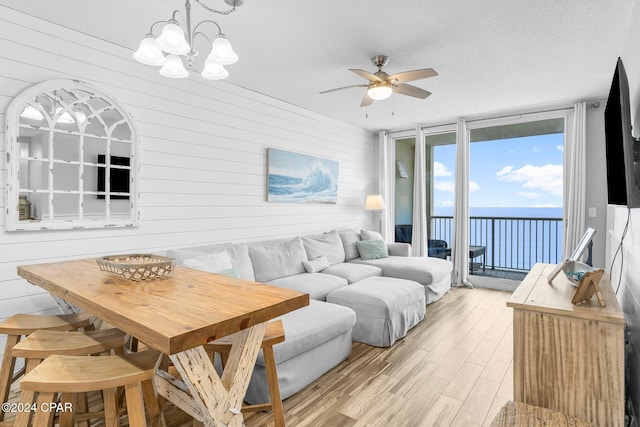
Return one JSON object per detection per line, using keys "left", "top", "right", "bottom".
{"left": 490, "top": 401, "right": 593, "bottom": 427}
{"left": 0, "top": 312, "right": 93, "bottom": 421}
{"left": 206, "top": 320, "right": 286, "bottom": 427}
{"left": 14, "top": 350, "right": 162, "bottom": 427}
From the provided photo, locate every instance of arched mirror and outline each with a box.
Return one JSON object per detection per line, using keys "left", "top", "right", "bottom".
{"left": 5, "top": 79, "right": 139, "bottom": 231}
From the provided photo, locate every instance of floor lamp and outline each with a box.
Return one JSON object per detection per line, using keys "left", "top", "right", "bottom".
{"left": 365, "top": 195, "right": 385, "bottom": 233}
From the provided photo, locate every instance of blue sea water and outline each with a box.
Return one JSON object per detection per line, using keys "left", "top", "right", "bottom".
{"left": 268, "top": 169, "right": 338, "bottom": 204}
{"left": 430, "top": 206, "right": 564, "bottom": 270}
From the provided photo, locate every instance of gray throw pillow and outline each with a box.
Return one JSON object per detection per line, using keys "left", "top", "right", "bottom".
{"left": 356, "top": 239, "right": 389, "bottom": 260}
{"left": 302, "top": 256, "right": 331, "bottom": 273}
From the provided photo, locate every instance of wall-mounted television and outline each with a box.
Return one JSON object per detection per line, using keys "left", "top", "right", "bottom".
{"left": 604, "top": 57, "right": 640, "bottom": 208}
{"left": 97, "top": 154, "right": 130, "bottom": 200}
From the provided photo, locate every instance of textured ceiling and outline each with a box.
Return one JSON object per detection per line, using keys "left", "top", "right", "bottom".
{"left": 0, "top": 0, "right": 634, "bottom": 132}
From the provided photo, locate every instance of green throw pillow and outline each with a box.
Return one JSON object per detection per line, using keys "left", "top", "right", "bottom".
{"left": 215, "top": 267, "right": 241, "bottom": 278}
{"left": 356, "top": 239, "right": 389, "bottom": 260}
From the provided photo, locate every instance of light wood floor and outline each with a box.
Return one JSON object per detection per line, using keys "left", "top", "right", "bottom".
{"left": 6, "top": 286, "right": 514, "bottom": 426}
{"left": 241, "top": 286, "right": 514, "bottom": 427}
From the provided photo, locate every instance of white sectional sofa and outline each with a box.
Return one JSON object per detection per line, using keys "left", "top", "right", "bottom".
{"left": 165, "top": 228, "right": 453, "bottom": 404}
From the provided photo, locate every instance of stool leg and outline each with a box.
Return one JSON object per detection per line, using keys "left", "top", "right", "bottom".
{"left": 124, "top": 382, "right": 148, "bottom": 427}
{"left": 0, "top": 334, "right": 20, "bottom": 421}
{"left": 141, "top": 379, "right": 164, "bottom": 427}
{"left": 13, "top": 389, "right": 35, "bottom": 426}
{"left": 263, "top": 346, "right": 285, "bottom": 427}
{"left": 103, "top": 388, "right": 119, "bottom": 427}
{"left": 58, "top": 392, "right": 76, "bottom": 427}
{"left": 32, "top": 391, "right": 56, "bottom": 427}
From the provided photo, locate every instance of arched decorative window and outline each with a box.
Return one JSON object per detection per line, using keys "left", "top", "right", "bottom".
{"left": 5, "top": 79, "right": 139, "bottom": 231}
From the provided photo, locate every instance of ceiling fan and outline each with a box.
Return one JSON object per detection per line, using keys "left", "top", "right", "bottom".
{"left": 320, "top": 55, "right": 438, "bottom": 107}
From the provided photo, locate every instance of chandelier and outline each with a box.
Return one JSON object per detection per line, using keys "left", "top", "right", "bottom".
{"left": 133, "top": 0, "right": 243, "bottom": 80}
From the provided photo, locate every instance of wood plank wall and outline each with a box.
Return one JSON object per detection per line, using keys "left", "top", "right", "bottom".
{"left": 0, "top": 7, "right": 375, "bottom": 357}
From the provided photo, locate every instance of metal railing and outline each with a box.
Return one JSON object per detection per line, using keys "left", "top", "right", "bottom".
{"left": 431, "top": 215, "right": 563, "bottom": 272}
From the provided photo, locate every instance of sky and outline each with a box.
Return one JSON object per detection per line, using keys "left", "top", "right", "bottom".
{"left": 433, "top": 133, "right": 564, "bottom": 209}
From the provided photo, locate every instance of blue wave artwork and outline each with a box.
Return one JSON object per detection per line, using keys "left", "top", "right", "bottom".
{"left": 268, "top": 148, "right": 339, "bottom": 204}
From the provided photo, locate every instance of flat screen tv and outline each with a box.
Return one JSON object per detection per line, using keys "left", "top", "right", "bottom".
{"left": 97, "top": 154, "right": 130, "bottom": 200}
{"left": 604, "top": 57, "right": 640, "bottom": 208}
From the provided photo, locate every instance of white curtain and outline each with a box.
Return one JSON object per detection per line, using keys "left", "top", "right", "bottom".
{"left": 563, "top": 102, "right": 587, "bottom": 260}
{"left": 452, "top": 119, "right": 472, "bottom": 287}
{"left": 411, "top": 127, "right": 427, "bottom": 256}
{"left": 377, "top": 131, "right": 393, "bottom": 241}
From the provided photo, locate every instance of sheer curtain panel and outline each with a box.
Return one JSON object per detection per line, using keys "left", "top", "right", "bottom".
{"left": 563, "top": 102, "right": 586, "bottom": 259}
{"left": 411, "top": 127, "right": 427, "bottom": 256}
{"left": 452, "top": 119, "right": 472, "bottom": 287}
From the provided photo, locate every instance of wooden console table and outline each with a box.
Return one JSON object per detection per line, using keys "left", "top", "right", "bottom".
{"left": 18, "top": 258, "right": 309, "bottom": 427}
{"left": 507, "top": 263, "right": 625, "bottom": 427}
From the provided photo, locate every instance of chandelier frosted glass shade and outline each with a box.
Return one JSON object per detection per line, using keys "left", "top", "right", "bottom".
{"left": 159, "top": 55, "right": 189, "bottom": 78}
{"left": 133, "top": 37, "right": 167, "bottom": 66}
{"left": 207, "top": 35, "right": 238, "bottom": 65}
{"left": 201, "top": 61, "right": 229, "bottom": 80}
{"left": 156, "top": 23, "right": 191, "bottom": 55}
{"left": 367, "top": 84, "right": 393, "bottom": 100}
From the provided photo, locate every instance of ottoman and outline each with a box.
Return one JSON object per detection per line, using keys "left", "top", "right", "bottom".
{"left": 326, "top": 276, "right": 426, "bottom": 347}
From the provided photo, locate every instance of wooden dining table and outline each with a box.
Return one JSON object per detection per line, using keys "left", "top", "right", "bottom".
{"left": 17, "top": 258, "right": 309, "bottom": 427}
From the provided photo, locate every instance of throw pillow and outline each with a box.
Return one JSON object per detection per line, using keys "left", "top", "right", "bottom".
{"left": 356, "top": 239, "right": 389, "bottom": 260}
{"left": 302, "top": 256, "right": 331, "bottom": 273}
{"left": 339, "top": 229, "right": 362, "bottom": 261}
{"left": 166, "top": 249, "right": 207, "bottom": 264}
{"left": 215, "top": 267, "right": 241, "bottom": 278}
{"left": 181, "top": 251, "right": 233, "bottom": 272}
{"left": 248, "top": 237, "right": 308, "bottom": 282}
{"left": 302, "top": 230, "right": 346, "bottom": 265}
{"left": 361, "top": 229, "right": 385, "bottom": 241}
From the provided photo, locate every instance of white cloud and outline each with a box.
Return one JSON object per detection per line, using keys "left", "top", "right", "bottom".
{"left": 532, "top": 146, "right": 539, "bottom": 153}
{"left": 496, "top": 164, "right": 563, "bottom": 196}
{"left": 435, "top": 180, "right": 479, "bottom": 192}
{"left": 556, "top": 145, "right": 564, "bottom": 152}
{"left": 441, "top": 200, "right": 454, "bottom": 207}
{"left": 433, "top": 162, "right": 452, "bottom": 177}
{"left": 517, "top": 191, "right": 541, "bottom": 199}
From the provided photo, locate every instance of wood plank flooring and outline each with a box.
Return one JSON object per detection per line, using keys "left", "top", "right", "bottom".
{"left": 5, "top": 286, "right": 513, "bottom": 426}
{"left": 239, "top": 286, "right": 514, "bottom": 427}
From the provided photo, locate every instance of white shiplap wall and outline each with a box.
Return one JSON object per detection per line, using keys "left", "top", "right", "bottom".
{"left": 0, "top": 7, "right": 375, "bottom": 347}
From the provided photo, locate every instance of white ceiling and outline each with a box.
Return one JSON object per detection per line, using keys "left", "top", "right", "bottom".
{"left": 0, "top": 0, "right": 634, "bottom": 132}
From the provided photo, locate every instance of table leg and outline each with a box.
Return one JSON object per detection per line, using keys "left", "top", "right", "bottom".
{"left": 165, "top": 322, "right": 268, "bottom": 427}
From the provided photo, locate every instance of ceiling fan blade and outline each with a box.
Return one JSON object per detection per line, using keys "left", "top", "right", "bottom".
{"left": 393, "top": 83, "right": 432, "bottom": 99}
{"left": 360, "top": 92, "right": 374, "bottom": 107}
{"left": 349, "top": 69, "right": 383, "bottom": 83}
{"left": 319, "top": 84, "right": 367, "bottom": 94}
{"left": 388, "top": 68, "right": 438, "bottom": 83}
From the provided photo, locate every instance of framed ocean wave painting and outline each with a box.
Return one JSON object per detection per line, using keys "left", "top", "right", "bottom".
{"left": 267, "top": 148, "right": 339, "bottom": 204}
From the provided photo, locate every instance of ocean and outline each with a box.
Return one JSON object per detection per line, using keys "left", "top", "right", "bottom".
{"left": 430, "top": 206, "right": 564, "bottom": 271}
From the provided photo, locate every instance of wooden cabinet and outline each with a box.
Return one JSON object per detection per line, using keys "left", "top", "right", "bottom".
{"left": 507, "top": 263, "right": 625, "bottom": 427}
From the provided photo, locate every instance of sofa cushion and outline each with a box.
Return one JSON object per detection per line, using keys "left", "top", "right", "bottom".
{"left": 339, "top": 229, "right": 362, "bottom": 261}
{"left": 302, "top": 256, "right": 330, "bottom": 273}
{"left": 361, "top": 229, "right": 384, "bottom": 241}
{"left": 268, "top": 273, "right": 347, "bottom": 301}
{"left": 168, "top": 244, "right": 256, "bottom": 281}
{"left": 350, "top": 256, "right": 452, "bottom": 286}
{"left": 166, "top": 248, "right": 207, "bottom": 264}
{"left": 302, "top": 230, "right": 346, "bottom": 265}
{"left": 228, "top": 244, "right": 256, "bottom": 281}
{"left": 182, "top": 252, "right": 233, "bottom": 272}
{"left": 249, "top": 237, "right": 308, "bottom": 282}
{"left": 356, "top": 239, "right": 389, "bottom": 260}
{"left": 255, "top": 300, "right": 356, "bottom": 367}
{"left": 321, "top": 262, "right": 382, "bottom": 284}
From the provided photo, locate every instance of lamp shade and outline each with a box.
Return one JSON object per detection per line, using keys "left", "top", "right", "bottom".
{"left": 159, "top": 54, "right": 189, "bottom": 78}
{"left": 156, "top": 22, "right": 190, "bottom": 55}
{"left": 133, "top": 37, "right": 166, "bottom": 66}
{"left": 367, "top": 84, "right": 392, "bottom": 100}
{"left": 201, "top": 60, "right": 229, "bottom": 80}
{"left": 207, "top": 35, "right": 238, "bottom": 65}
{"left": 365, "top": 194, "right": 385, "bottom": 211}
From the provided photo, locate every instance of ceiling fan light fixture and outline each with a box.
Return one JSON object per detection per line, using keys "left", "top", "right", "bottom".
{"left": 367, "top": 83, "right": 392, "bottom": 101}
{"left": 156, "top": 22, "right": 191, "bottom": 55}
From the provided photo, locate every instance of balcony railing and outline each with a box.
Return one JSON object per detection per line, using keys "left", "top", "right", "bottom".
{"left": 431, "top": 215, "right": 563, "bottom": 272}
